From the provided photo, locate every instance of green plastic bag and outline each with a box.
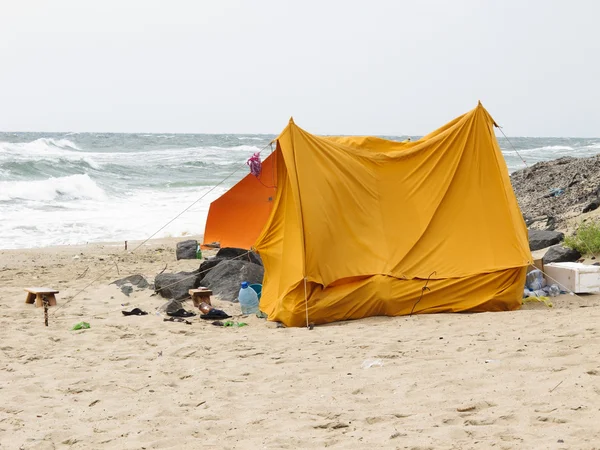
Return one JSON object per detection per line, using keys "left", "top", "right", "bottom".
{"left": 223, "top": 321, "right": 247, "bottom": 328}
{"left": 71, "top": 322, "right": 91, "bottom": 331}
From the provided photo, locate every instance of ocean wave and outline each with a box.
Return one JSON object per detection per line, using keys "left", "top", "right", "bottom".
{"left": 237, "top": 136, "right": 266, "bottom": 141}
{"left": 0, "top": 184, "right": 228, "bottom": 249}
{"left": 0, "top": 137, "right": 82, "bottom": 155}
{"left": 208, "top": 144, "right": 263, "bottom": 152}
{"left": 502, "top": 145, "right": 574, "bottom": 154}
{"left": 0, "top": 174, "right": 106, "bottom": 202}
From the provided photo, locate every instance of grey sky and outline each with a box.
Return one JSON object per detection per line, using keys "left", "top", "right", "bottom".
{"left": 1, "top": 0, "right": 599, "bottom": 136}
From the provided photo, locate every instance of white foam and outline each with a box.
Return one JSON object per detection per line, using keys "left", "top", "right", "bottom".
{"left": 0, "top": 138, "right": 81, "bottom": 155}
{"left": 0, "top": 185, "right": 227, "bottom": 249}
{"left": 0, "top": 174, "right": 106, "bottom": 202}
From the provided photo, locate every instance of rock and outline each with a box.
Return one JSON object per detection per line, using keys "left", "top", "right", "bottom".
{"left": 511, "top": 155, "right": 600, "bottom": 230}
{"left": 528, "top": 229, "right": 565, "bottom": 251}
{"left": 197, "top": 258, "right": 227, "bottom": 283}
{"left": 216, "top": 247, "right": 263, "bottom": 266}
{"left": 176, "top": 239, "right": 199, "bottom": 260}
{"left": 583, "top": 201, "right": 600, "bottom": 213}
{"left": 155, "top": 270, "right": 202, "bottom": 300}
{"left": 120, "top": 285, "right": 133, "bottom": 296}
{"left": 111, "top": 274, "right": 150, "bottom": 296}
{"left": 543, "top": 245, "right": 582, "bottom": 264}
{"left": 158, "top": 299, "right": 185, "bottom": 314}
{"left": 201, "top": 260, "right": 264, "bottom": 302}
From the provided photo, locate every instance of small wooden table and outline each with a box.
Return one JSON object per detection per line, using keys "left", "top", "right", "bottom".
{"left": 25, "top": 287, "right": 59, "bottom": 307}
{"left": 189, "top": 288, "right": 212, "bottom": 307}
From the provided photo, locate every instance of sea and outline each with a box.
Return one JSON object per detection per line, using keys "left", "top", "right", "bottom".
{"left": 1, "top": 132, "right": 600, "bottom": 250}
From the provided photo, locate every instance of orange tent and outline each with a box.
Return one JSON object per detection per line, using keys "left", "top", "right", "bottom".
{"left": 202, "top": 151, "right": 277, "bottom": 249}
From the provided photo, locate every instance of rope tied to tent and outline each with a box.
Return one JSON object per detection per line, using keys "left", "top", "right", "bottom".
{"left": 495, "top": 124, "right": 529, "bottom": 170}
{"left": 410, "top": 271, "right": 436, "bottom": 316}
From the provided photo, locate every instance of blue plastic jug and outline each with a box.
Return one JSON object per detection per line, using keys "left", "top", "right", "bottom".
{"left": 238, "top": 281, "right": 259, "bottom": 315}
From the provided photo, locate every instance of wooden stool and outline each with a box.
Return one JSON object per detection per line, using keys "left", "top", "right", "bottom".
{"left": 189, "top": 288, "right": 212, "bottom": 308}
{"left": 25, "top": 287, "right": 59, "bottom": 307}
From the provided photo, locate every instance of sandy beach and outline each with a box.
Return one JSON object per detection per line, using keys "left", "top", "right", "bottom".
{"left": 0, "top": 238, "right": 599, "bottom": 449}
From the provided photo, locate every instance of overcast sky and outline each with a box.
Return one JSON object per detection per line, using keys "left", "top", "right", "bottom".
{"left": 1, "top": 0, "right": 599, "bottom": 136}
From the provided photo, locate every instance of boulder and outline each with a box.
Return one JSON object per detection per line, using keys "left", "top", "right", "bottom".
{"left": 583, "top": 201, "right": 600, "bottom": 213}
{"left": 201, "top": 260, "right": 264, "bottom": 302}
{"left": 542, "top": 245, "right": 582, "bottom": 264}
{"left": 155, "top": 270, "right": 202, "bottom": 300}
{"left": 111, "top": 274, "right": 150, "bottom": 296}
{"left": 158, "top": 299, "right": 185, "bottom": 314}
{"left": 216, "top": 247, "right": 263, "bottom": 266}
{"left": 528, "top": 229, "right": 565, "bottom": 251}
{"left": 197, "top": 258, "right": 227, "bottom": 283}
{"left": 176, "top": 239, "right": 198, "bottom": 260}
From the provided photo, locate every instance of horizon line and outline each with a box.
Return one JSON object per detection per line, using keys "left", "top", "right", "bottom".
{"left": 1, "top": 130, "right": 598, "bottom": 140}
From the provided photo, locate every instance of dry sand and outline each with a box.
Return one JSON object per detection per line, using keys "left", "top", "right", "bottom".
{"left": 2, "top": 238, "right": 600, "bottom": 449}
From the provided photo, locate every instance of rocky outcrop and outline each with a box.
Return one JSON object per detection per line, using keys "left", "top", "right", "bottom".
{"left": 511, "top": 155, "right": 600, "bottom": 230}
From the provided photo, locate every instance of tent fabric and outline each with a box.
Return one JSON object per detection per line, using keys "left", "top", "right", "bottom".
{"left": 203, "top": 151, "right": 277, "bottom": 250}
{"left": 253, "top": 103, "right": 531, "bottom": 327}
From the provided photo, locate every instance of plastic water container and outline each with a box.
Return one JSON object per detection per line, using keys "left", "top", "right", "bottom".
{"left": 545, "top": 284, "right": 561, "bottom": 297}
{"left": 238, "top": 281, "right": 259, "bottom": 315}
{"left": 526, "top": 269, "right": 545, "bottom": 291}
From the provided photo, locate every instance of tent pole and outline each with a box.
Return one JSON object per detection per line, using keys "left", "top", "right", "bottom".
{"left": 288, "top": 121, "right": 311, "bottom": 329}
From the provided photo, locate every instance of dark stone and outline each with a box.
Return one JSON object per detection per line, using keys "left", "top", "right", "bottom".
{"left": 542, "top": 245, "right": 582, "bottom": 264}
{"left": 216, "top": 247, "right": 263, "bottom": 266}
{"left": 201, "top": 260, "right": 264, "bottom": 302}
{"left": 160, "top": 299, "right": 185, "bottom": 314}
{"left": 120, "top": 285, "right": 133, "bottom": 296}
{"left": 197, "top": 258, "right": 226, "bottom": 283}
{"left": 583, "top": 201, "right": 600, "bottom": 213}
{"left": 528, "top": 229, "right": 565, "bottom": 251}
{"left": 176, "top": 239, "right": 199, "bottom": 260}
{"left": 111, "top": 274, "right": 150, "bottom": 296}
{"left": 112, "top": 274, "right": 149, "bottom": 289}
{"left": 155, "top": 270, "right": 202, "bottom": 300}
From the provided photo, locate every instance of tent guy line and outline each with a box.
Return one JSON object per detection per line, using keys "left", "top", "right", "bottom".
{"left": 51, "top": 250, "right": 256, "bottom": 321}
{"left": 51, "top": 143, "right": 273, "bottom": 317}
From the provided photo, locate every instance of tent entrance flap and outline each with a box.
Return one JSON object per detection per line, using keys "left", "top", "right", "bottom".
{"left": 202, "top": 151, "right": 277, "bottom": 250}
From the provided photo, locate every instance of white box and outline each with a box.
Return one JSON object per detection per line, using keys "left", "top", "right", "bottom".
{"left": 543, "top": 262, "right": 600, "bottom": 293}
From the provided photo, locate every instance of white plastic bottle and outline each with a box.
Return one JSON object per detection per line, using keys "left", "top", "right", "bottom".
{"left": 238, "top": 281, "right": 259, "bottom": 315}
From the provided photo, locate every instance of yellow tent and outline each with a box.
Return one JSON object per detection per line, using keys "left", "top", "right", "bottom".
{"left": 253, "top": 103, "right": 532, "bottom": 327}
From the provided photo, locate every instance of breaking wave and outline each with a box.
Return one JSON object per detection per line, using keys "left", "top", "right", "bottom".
{"left": 0, "top": 174, "right": 106, "bottom": 202}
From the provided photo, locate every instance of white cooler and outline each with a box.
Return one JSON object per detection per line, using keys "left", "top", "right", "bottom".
{"left": 543, "top": 262, "right": 600, "bottom": 294}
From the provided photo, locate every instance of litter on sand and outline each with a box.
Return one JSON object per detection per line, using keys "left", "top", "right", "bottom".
{"left": 361, "top": 359, "right": 383, "bottom": 369}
